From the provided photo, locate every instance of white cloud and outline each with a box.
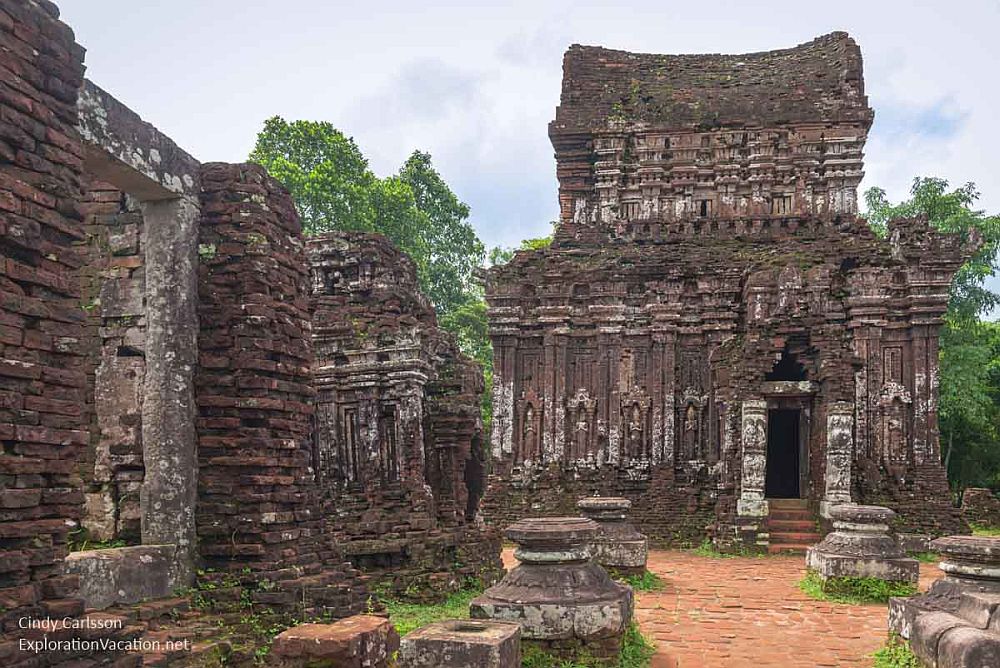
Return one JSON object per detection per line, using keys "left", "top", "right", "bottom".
{"left": 59, "top": 0, "right": 1000, "bottom": 317}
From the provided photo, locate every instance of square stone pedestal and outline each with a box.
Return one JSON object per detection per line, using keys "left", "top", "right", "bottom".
{"left": 269, "top": 615, "right": 399, "bottom": 667}
{"left": 397, "top": 619, "right": 521, "bottom": 667}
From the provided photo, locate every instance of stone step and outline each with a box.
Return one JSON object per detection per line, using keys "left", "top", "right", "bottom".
{"left": 767, "top": 519, "right": 817, "bottom": 531}
{"left": 767, "top": 543, "right": 811, "bottom": 555}
{"left": 768, "top": 509, "right": 814, "bottom": 521}
{"left": 767, "top": 531, "right": 821, "bottom": 544}
{"left": 768, "top": 498, "right": 810, "bottom": 509}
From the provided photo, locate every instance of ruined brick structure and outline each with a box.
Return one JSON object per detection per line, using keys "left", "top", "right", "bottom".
{"left": 0, "top": 2, "right": 375, "bottom": 662}
{"left": 961, "top": 488, "right": 1000, "bottom": 528}
{"left": 484, "top": 33, "right": 972, "bottom": 550}
{"left": 194, "top": 164, "right": 369, "bottom": 616}
{"left": 309, "top": 232, "right": 502, "bottom": 600}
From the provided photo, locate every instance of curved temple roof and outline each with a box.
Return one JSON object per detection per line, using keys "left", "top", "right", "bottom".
{"left": 550, "top": 31, "right": 874, "bottom": 134}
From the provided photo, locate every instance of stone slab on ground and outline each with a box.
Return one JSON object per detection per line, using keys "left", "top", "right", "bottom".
{"left": 397, "top": 619, "right": 521, "bottom": 667}
{"left": 269, "top": 616, "right": 399, "bottom": 668}
{"left": 64, "top": 545, "right": 178, "bottom": 610}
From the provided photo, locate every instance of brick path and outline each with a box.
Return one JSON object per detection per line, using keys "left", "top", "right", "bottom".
{"left": 501, "top": 548, "right": 941, "bottom": 668}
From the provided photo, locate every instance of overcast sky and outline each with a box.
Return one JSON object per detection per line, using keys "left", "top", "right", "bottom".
{"left": 59, "top": 0, "right": 999, "bottom": 317}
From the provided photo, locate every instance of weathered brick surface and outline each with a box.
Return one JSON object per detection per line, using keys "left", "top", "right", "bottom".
{"left": 0, "top": 0, "right": 88, "bottom": 635}
{"left": 962, "top": 488, "right": 1000, "bottom": 528}
{"left": 78, "top": 180, "right": 145, "bottom": 543}
{"left": 310, "top": 232, "right": 502, "bottom": 601}
{"left": 485, "top": 34, "right": 970, "bottom": 549}
{"left": 195, "top": 163, "right": 368, "bottom": 616}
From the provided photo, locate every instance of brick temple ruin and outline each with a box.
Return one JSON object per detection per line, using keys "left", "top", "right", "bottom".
{"left": 483, "top": 33, "right": 974, "bottom": 551}
{"left": 309, "top": 232, "right": 501, "bottom": 599}
{"left": 0, "top": 1, "right": 497, "bottom": 664}
{"left": 0, "top": 0, "right": 989, "bottom": 664}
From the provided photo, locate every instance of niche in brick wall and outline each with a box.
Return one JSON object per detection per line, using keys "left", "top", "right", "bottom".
{"left": 80, "top": 179, "right": 147, "bottom": 544}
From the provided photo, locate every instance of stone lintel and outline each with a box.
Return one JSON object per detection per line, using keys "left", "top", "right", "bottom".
{"left": 78, "top": 80, "right": 201, "bottom": 201}
{"left": 760, "top": 380, "right": 819, "bottom": 396}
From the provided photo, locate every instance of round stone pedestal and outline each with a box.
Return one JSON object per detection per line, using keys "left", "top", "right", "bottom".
{"left": 888, "top": 536, "right": 1000, "bottom": 666}
{"left": 933, "top": 535, "right": 1000, "bottom": 581}
{"left": 806, "top": 504, "right": 918, "bottom": 583}
{"left": 577, "top": 497, "right": 648, "bottom": 575}
{"left": 469, "top": 517, "right": 634, "bottom": 664}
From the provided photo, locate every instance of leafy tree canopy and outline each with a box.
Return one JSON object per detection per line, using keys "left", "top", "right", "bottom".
{"left": 250, "top": 116, "right": 484, "bottom": 318}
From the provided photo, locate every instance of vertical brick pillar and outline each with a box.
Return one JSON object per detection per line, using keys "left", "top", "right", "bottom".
{"left": 195, "top": 164, "right": 370, "bottom": 618}
{"left": 195, "top": 163, "right": 321, "bottom": 577}
{"left": 0, "top": 0, "right": 88, "bottom": 632}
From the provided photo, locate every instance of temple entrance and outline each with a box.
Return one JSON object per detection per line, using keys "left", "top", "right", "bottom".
{"left": 765, "top": 408, "right": 801, "bottom": 498}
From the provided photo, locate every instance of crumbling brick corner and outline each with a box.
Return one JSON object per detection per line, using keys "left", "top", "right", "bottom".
{"left": 0, "top": 0, "right": 89, "bottom": 640}
{"left": 194, "top": 163, "right": 369, "bottom": 617}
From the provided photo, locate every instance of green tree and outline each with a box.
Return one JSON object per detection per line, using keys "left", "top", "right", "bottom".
{"left": 398, "top": 151, "right": 485, "bottom": 316}
{"left": 939, "top": 319, "right": 1000, "bottom": 490}
{"left": 249, "top": 116, "right": 375, "bottom": 233}
{"left": 439, "top": 298, "right": 494, "bottom": 428}
{"left": 250, "top": 117, "right": 484, "bottom": 319}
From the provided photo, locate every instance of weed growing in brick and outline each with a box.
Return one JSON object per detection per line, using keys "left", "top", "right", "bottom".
{"left": 798, "top": 571, "right": 917, "bottom": 604}
{"left": 872, "top": 634, "right": 921, "bottom": 668}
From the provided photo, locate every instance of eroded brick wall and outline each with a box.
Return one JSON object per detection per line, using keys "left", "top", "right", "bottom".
{"left": 0, "top": 0, "right": 89, "bottom": 632}
{"left": 309, "top": 232, "right": 502, "bottom": 600}
{"left": 195, "top": 164, "right": 368, "bottom": 616}
{"left": 962, "top": 488, "right": 1000, "bottom": 528}
{"left": 482, "top": 467, "right": 717, "bottom": 547}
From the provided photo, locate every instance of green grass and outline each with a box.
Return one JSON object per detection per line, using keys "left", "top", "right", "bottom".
{"left": 521, "top": 622, "right": 655, "bottom": 668}
{"left": 970, "top": 524, "right": 1000, "bottom": 536}
{"left": 615, "top": 570, "right": 665, "bottom": 592}
{"left": 872, "top": 634, "right": 921, "bottom": 668}
{"left": 911, "top": 552, "right": 939, "bottom": 564}
{"left": 68, "top": 536, "right": 128, "bottom": 552}
{"left": 690, "top": 540, "right": 759, "bottom": 559}
{"left": 798, "top": 571, "right": 917, "bottom": 605}
{"left": 382, "top": 586, "right": 483, "bottom": 637}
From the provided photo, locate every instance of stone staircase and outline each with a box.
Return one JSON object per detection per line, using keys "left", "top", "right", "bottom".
{"left": 766, "top": 499, "right": 822, "bottom": 554}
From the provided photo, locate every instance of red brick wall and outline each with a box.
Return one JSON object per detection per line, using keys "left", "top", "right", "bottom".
{"left": 0, "top": 0, "right": 88, "bottom": 632}
{"left": 195, "top": 162, "right": 319, "bottom": 575}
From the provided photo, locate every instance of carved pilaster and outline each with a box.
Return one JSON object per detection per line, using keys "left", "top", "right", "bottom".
{"left": 737, "top": 399, "right": 769, "bottom": 517}
{"left": 491, "top": 336, "right": 517, "bottom": 461}
{"left": 821, "top": 401, "right": 855, "bottom": 518}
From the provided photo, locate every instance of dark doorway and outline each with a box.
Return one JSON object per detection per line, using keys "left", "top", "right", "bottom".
{"left": 765, "top": 409, "right": 800, "bottom": 498}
